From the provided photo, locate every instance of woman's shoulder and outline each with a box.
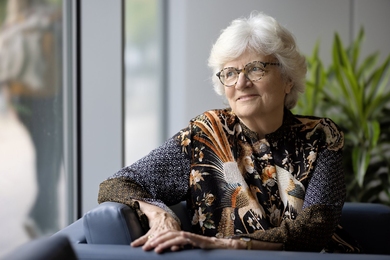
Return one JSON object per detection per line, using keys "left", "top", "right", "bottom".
{"left": 293, "top": 114, "right": 344, "bottom": 151}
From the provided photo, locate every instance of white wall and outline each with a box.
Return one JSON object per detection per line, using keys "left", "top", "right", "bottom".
{"left": 167, "top": 0, "right": 390, "bottom": 137}
{"left": 355, "top": 0, "right": 390, "bottom": 64}
{"left": 81, "top": 0, "right": 123, "bottom": 213}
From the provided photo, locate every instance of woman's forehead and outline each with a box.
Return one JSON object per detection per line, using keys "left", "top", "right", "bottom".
{"left": 224, "top": 51, "right": 270, "bottom": 68}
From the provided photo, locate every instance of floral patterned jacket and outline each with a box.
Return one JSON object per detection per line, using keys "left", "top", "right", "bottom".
{"left": 99, "top": 108, "right": 350, "bottom": 252}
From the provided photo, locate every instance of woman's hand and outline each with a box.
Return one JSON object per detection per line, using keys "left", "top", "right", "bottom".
{"left": 129, "top": 201, "right": 283, "bottom": 253}
{"left": 141, "top": 230, "right": 240, "bottom": 253}
{"left": 140, "top": 230, "right": 284, "bottom": 253}
{"left": 130, "top": 201, "right": 182, "bottom": 248}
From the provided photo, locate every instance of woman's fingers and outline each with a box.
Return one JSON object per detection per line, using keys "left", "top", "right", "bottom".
{"left": 131, "top": 231, "right": 158, "bottom": 247}
{"left": 149, "top": 231, "right": 219, "bottom": 253}
{"left": 130, "top": 234, "right": 148, "bottom": 247}
{"left": 134, "top": 229, "right": 232, "bottom": 253}
{"left": 154, "top": 231, "right": 232, "bottom": 252}
{"left": 170, "top": 245, "right": 182, "bottom": 252}
{"left": 134, "top": 229, "right": 235, "bottom": 253}
{"left": 152, "top": 232, "right": 194, "bottom": 254}
{"left": 131, "top": 213, "right": 181, "bottom": 248}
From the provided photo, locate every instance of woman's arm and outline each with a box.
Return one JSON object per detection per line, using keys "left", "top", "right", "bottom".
{"left": 99, "top": 133, "right": 191, "bottom": 206}
{"left": 98, "top": 130, "right": 192, "bottom": 247}
{"left": 141, "top": 230, "right": 283, "bottom": 253}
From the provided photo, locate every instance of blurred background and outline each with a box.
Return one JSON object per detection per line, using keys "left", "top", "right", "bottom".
{"left": 0, "top": 0, "right": 389, "bottom": 257}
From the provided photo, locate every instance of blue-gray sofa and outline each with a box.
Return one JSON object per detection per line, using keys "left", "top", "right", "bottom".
{"left": 47, "top": 201, "right": 390, "bottom": 260}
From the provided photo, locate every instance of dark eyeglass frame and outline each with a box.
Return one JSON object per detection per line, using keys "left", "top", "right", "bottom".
{"left": 216, "top": 61, "right": 280, "bottom": 87}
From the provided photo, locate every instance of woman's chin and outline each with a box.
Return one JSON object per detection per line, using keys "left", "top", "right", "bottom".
{"left": 234, "top": 110, "right": 259, "bottom": 121}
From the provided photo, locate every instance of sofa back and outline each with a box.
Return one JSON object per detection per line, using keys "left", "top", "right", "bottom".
{"left": 340, "top": 203, "right": 390, "bottom": 254}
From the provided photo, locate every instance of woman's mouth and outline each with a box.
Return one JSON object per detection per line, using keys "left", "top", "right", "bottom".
{"left": 237, "top": 94, "right": 259, "bottom": 101}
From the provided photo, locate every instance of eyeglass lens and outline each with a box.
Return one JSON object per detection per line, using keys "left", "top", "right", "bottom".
{"left": 219, "top": 61, "right": 266, "bottom": 87}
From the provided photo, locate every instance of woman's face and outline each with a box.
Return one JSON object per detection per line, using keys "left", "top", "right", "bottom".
{"left": 223, "top": 50, "right": 292, "bottom": 122}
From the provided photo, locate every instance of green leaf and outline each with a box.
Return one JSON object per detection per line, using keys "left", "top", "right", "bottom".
{"left": 357, "top": 52, "right": 379, "bottom": 80}
{"left": 332, "top": 35, "right": 349, "bottom": 96}
{"left": 352, "top": 148, "right": 370, "bottom": 187}
{"left": 333, "top": 34, "right": 361, "bottom": 113}
{"left": 367, "top": 91, "right": 390, "bottom": 119}
{"left": 371, "top": 120, "right": 381, "bottom": 148}
{"left": 365, "top": 55, "right": 390, "bottom": 115}
{"left": 351, "top": 27, "right": 364, "bottom": 70}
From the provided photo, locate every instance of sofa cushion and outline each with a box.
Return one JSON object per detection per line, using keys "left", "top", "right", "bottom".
{"left": 83, "top": 202, "right": 144, "bottom": 245}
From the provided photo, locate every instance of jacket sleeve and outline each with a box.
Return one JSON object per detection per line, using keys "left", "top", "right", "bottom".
{"left": 98, "top": 129, "right": 191, "bottom": 217}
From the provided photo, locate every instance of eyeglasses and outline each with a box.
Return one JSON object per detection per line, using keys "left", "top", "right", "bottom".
{"left": 216, "top": 61, "right": 280, "bottom": 87}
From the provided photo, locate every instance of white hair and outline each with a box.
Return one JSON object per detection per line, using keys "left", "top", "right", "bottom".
{"left": 208, "top": 12, "right": 307, "bottom": 109}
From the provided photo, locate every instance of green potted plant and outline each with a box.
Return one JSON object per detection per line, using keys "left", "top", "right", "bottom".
{"left": 294, "top": 28, "right": 390, "bottom": 205}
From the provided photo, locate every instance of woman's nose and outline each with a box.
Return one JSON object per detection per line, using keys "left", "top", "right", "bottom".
{"left": 235, "top": 72, "right": 252, "bottom": 89}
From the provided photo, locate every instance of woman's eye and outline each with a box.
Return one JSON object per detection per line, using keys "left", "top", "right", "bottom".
{"left": 225, "top": 71, "right": 235, "bottom": 78}
{"left": 251, "top": 66, "right": 263, "bottom": 72}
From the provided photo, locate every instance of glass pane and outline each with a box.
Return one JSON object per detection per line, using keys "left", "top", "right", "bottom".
{"left": 125, "top": 0, "right": 163, "bottom": 164}
{"left": 0, "top": 0, "right": 71, "bottom": 256}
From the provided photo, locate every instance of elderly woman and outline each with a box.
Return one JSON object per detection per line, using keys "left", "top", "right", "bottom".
{"left": 98, "top": 12, "right": 356, "bottom": 253}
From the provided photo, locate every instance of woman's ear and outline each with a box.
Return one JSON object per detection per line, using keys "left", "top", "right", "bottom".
{"left": 285, "top": 79, "right": 293, "bottom": 94}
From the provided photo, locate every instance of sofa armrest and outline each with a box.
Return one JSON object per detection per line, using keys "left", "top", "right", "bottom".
{"left": 4, "top": 235, "right": 78, "bottom": 260}
{"left": 340, "top": 202, "right": 390, "bottom": 254}
{"left": 83, "top": 202, "right": 145, "bottom": 245}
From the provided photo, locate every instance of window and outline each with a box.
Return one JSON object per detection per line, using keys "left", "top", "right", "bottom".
{"left": 125, "top": 0, "right": 165, "bottom": 164}
{"left": 0, "top": 0, "right": 75, "bottom": 256}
